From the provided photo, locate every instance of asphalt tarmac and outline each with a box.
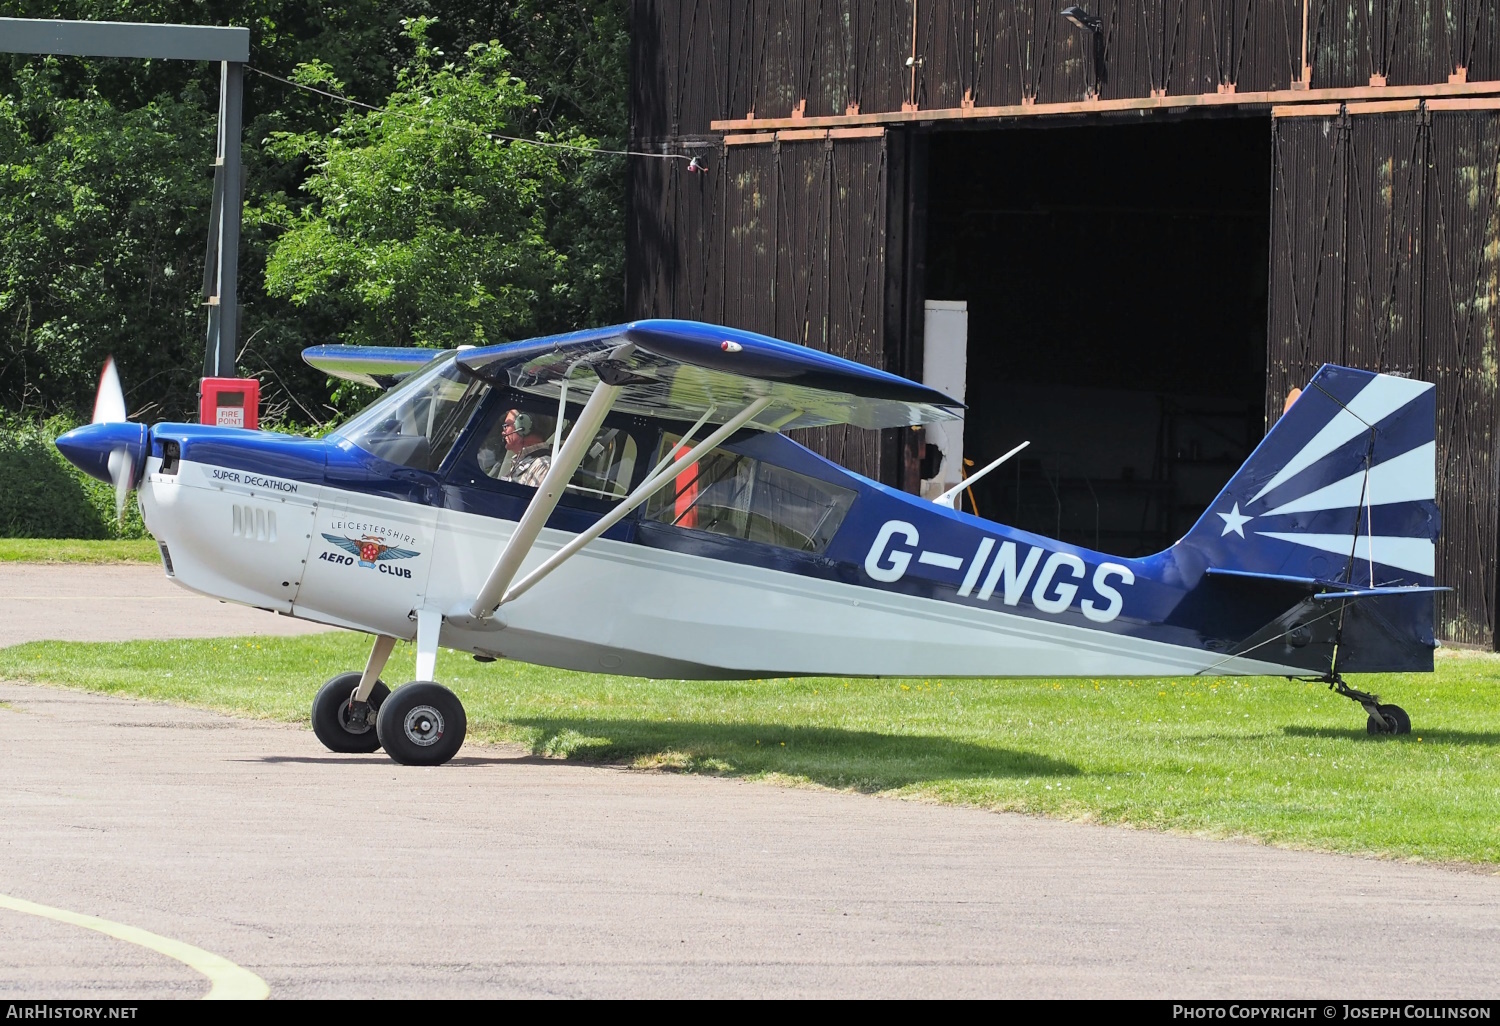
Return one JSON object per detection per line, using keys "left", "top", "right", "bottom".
{"left": 0, "top": 563, "right": 333, "bottom": 646}
{"left": 1, "top": 565, "right": 1498, "bottom": 998}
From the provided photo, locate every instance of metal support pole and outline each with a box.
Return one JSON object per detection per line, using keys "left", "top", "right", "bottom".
{"left": 0, "top": 18, "right": 250, "bottom": 385}
{"left": 204, "top": 60, "right": 244, "bottom": 378}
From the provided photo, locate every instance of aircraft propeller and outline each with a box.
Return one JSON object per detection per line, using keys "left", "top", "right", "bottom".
{"left": 54, "top": 359, "right": 150, "bottom": 523}
{"left": 93, "top": 358, "right": 133, "bottom": 523}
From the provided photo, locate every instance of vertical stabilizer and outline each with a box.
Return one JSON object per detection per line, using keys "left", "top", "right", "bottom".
{"left": 1177, "top": 366, "right": 1440, "bottom": 673}
{"left": 1179, "top": 365, "right": 1437, "bottom": 591}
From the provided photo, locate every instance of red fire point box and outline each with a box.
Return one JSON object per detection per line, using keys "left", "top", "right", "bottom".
{"left": 200, "top": 377, "right": 260, "bottom": 430}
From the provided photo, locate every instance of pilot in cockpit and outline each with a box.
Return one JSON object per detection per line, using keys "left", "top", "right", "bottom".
{"left": 477, "top": 409, "right": 557, "bottom": 486}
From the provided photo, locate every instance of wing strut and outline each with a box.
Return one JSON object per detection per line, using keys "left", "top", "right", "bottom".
{"left": 497, "top": 395, "right": 774, "bottom": 608}
{"left": 467, "top": 362, "right": 629, "bottom": 619}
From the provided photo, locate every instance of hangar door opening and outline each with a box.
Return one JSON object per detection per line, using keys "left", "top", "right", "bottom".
{"left": 924, "top": 118, "right": 1271, "bottom": 557}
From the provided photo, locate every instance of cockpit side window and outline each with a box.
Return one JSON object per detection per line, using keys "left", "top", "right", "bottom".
{"left": 566, "top": 426, "right": 638, "bottom": 500}
{"left": 460, "top": 398, "right": 640, "bottom": 502}
{"left": 332, "top": 355, "right": 490, "bottom": 473}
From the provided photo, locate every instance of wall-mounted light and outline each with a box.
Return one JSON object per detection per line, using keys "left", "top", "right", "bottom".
{"left": 1060, "top": 4, "right": 1100, "bottom": 31}
{"left": 1059, "top": 5, "right": 1108, "bottom": 92}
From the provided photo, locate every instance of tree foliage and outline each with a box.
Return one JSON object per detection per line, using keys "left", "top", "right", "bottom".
{"left": 0, "top": 1, "right": 628, "bottom": 424}
{"left": 264, "top": 22, "right": 577, "bottom": 349}
{"left": 0, "top": 62, "right": 215, "bottom": 419}
{"left": 0, "top": 414, "right": 147, "bottom": 538}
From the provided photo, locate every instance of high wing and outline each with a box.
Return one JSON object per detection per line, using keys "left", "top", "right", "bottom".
{"left": 302, "top": 345, "right": 448, "bottom": 389}
{"left": 456, "top": 319, "right": 963, "bottom": 430}
{"left": 304, "top": 320, "right": 962, "bottom": 430}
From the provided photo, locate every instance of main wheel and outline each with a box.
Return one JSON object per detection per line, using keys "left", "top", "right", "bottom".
{"left": 376, "top": 681, "right": 467, "bottom": 766}
{"left": 311, "top": 673, "right": 390, "bottom": 754}
{"left": 1367, "top": 703, "right": 1412, "bottom": 736}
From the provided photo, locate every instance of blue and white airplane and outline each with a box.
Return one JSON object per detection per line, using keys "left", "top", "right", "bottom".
{"left": 56, "top": 320, "right": 1443, "bottom": 765}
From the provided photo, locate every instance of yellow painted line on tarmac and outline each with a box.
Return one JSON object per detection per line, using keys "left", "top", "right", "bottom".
{"left": 0, "top": 892, "right": 269, "bottom": 1000}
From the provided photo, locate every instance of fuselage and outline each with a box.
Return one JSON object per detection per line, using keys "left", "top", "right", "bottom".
{"left": 134, "top": 416, "right": 1309, "bottom": 681}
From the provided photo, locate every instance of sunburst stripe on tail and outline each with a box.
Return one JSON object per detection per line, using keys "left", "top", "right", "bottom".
{"left": 1249, "top": 373, "right": 1432, "bottom": 504}
{"left": 1254, "top": 532, "right": 1435, "bottom": 577}
{"left": 1261, "top": 441, "right": 1435, "bottom": 517}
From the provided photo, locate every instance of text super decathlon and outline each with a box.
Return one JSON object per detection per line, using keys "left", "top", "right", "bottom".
{"left": 58, "top": 320, "right": 1443, "bottom": 765}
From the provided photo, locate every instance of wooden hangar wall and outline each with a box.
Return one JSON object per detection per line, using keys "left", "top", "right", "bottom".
{"left": 625, "top": 1, "right": 1500, "bottom": 645}
{"left": 625, "top": 133, "right": 900, "bottom": 482}
{"left": 1268, "top": 109, "right": 1500, "bottom": 647}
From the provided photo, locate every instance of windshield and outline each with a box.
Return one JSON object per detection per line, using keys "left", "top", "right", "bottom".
{"left": 331, "top": 353, "right": 489, "bottom": 472}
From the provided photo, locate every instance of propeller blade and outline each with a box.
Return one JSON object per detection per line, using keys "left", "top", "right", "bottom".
{"left": 93, "top": 358, "right": 127, "bottom": 424}
{"left": 94, "top": 358, "right": 133, "bottom": 522}
{"left": 107, "top": 446, "right": 133, "bottom": 524}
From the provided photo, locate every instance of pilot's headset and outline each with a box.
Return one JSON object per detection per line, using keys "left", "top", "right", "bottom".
{"left": 509, "top": 411, "right": 564, "bottom": 444}
{"left": 527, "top": 413, "right": 562, "bottom": 438}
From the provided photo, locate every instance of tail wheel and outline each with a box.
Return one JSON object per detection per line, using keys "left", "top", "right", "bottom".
{"left": 1329, "top": 676, "right": 1411, "bottom": 737}
{"left": 311, "top": 673, "right": 390, "bottom": 754}
{"left": 1367, "top": 703, "right": 1411, "bottom": 736}
{"left": 376, "top": 681, "right": 467, "bottom": 766}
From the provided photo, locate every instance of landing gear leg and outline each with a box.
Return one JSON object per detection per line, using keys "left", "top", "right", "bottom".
{"left": 413, "top": 607, "right": 440, "bottom": 684}
{"left": 355, "top": 634, "right": 397, "bottom": 704}
{"left": 1326, "top": 673, "right": 1410, "bottom": 736}
{"left": 376, "top": 609, "right": 468, "bottom": 766}
{"left": 310, "top": 634, "right": 397, "bottom": 754}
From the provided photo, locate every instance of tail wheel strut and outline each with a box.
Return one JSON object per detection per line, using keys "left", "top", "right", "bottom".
{"left": 1325, "top": 674, "right": 1410, "bottom": 736}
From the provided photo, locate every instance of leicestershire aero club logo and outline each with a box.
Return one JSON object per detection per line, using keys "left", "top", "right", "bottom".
{"left": 322, "top": 533, "right": 420, "bottom": 569}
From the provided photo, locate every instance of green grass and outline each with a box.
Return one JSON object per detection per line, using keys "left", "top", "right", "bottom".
{"left": 2, "top": 633, "right": 1498, "bottom": 864}
{"left": 0, "top": 538, "right": 159, "bottom": 563}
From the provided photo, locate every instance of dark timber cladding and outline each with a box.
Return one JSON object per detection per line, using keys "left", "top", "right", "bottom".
{"left": 626, "top": 133, "right": 897, "bottom": 482}
{"left": 1268, "top": 110, "right": 1500, "bottom": 646}
{"left": 627, "top": 1, "right": 1500, "bottom": 644}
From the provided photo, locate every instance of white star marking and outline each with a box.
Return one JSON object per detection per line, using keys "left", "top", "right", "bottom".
{"left": 1217, "top": 502, "right": 1252, "bottom": 538}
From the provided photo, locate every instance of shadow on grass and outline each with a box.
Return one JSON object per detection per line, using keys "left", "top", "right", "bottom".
{"left": 1283, "top": 726, "right": 1500, "bottom": 745}
{"left": 510, "top": 716, "right": 1079, "bottom": 790}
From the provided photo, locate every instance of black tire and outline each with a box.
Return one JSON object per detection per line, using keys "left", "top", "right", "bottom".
{"left": 376, "top": 681, "right": 467, "bottom": 766}
{"left": 1367, "top": 703, "right": 1411, "bottom": 736}
{"left": 311, "top": 673, "right": 391, "bottom": 754}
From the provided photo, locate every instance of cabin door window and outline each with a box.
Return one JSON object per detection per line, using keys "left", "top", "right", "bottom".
{"left": 646, "top": 438, "right": 855, "bottom": 554}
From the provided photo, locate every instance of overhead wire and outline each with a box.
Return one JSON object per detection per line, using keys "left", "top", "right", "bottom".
{"left": 246, "top": 65, "right": 703, "bottom": 168}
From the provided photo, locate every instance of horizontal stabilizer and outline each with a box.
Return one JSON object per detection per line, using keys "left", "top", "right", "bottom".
{"left": 1310, "top": 585, "right": 1450, "bottom": 601}
{"left": 1186, "top": 366, "right": 1440, "bottom": 674}
{"left": 1204, "top": 567, "right": 1324, "bottom": 588}
{"left": 1205, "top": 567, "right": 1448, "bottom": 601}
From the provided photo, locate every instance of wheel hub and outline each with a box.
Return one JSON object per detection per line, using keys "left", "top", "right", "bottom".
{"left": 338, "top": 692, "right": 374, "bottom": 734}
{"left": 403, "top": 705, "right": 445, "bottom": 746}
